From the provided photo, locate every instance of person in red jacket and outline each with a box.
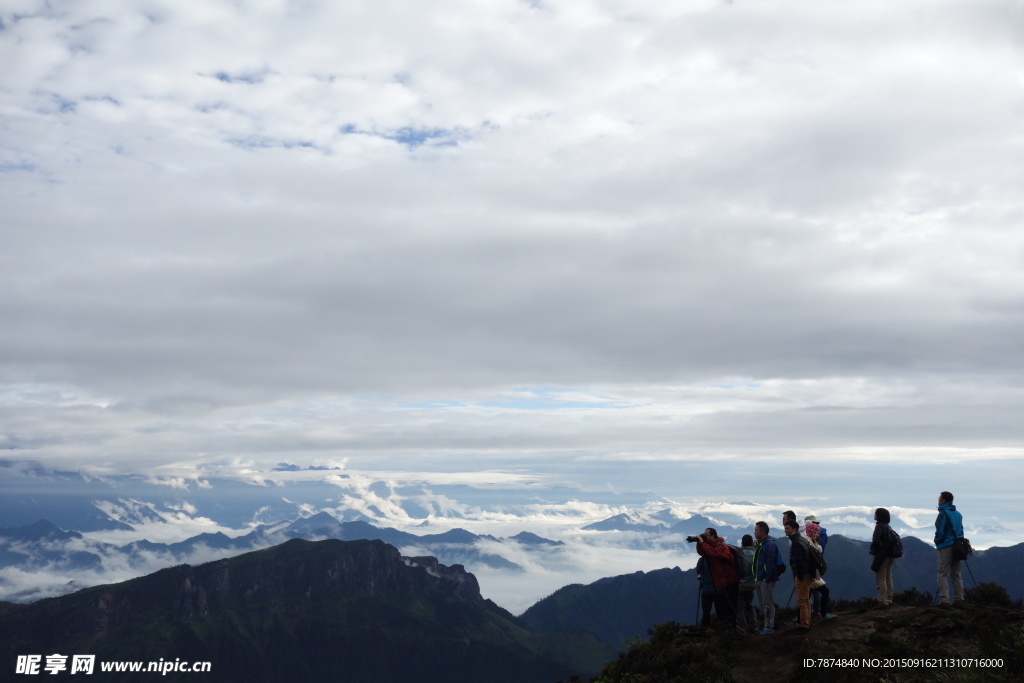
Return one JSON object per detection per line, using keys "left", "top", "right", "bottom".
{"left": 695, "top": 528, "right": 739, "bottom": 629}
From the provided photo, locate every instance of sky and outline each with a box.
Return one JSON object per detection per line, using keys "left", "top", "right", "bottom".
{"left": 3, "top": 0, "right": 1024, "bottom": 547}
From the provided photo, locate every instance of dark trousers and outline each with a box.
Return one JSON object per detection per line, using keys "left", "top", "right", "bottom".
{"left": 700, "top": 590, "right": 715, "bottom": 627}
{"left": 813, "top": 584, "right": 830, "bottom": 615}
{"left": 702, "top": 584, "right": 739, "bottom": 626}
{"left": 713, "top": 583, "right": 738, "bottom": 625}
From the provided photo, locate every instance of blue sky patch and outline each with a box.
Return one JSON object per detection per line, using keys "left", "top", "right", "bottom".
{"left": 338, "top": 124, "right": 459, "bottom": 150}
{"left": 389, "top": 127, "right": 453, "bottom": 148}
{"left": 227, "top": 136, "right": 317, "bottom": 151}
{"left": 213, "top": 68, "right": 269, "bottom": 85}
{"left": 0, "top": 161, "right": 39, "bottom": 174}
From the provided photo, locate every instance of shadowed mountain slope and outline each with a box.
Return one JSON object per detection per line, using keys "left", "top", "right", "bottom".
{"left": 0, "top": 538, "right": 612, "bottom": 682}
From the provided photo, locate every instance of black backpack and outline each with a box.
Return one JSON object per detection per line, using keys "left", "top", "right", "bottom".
{"left": 808, "top": 543, "right": 828, "bottom": 577}
{"left": 888, "top": 527, "right": 904, "bottom": 559}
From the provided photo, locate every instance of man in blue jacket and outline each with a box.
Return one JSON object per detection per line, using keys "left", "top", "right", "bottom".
{"left": 935, "top": 491, "right": 965, "bottom": 605}
{"left": 751, "top": 521, "right": 780, "bottom": 634}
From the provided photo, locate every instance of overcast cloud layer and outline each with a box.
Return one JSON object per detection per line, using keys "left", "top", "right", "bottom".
{"left": 3, "top": 1, "right": 1024, "bottom": 527}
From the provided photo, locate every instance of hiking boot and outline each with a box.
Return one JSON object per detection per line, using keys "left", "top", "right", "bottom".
{"left": 758, "top": 628, "right": 775, "bottom": 635}
{"left": 793, "top": 626, "right": 810, "bottom": 635}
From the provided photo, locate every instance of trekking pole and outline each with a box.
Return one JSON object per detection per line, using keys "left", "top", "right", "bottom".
{"left": 963, "top": 558, "right": 979, "bottom": 589}
{"left": 694, "top": 581, "right": 701, "bottom": 626}
{"left": 785, "top": 585, "right": 794, "bottom": 609}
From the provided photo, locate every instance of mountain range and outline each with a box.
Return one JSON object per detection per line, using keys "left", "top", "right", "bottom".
{"left": 3, "top": 526, "right": 1023, "bottom": 681}
{"left": 4, "top": 512, "right": 1022, "bottom": 618}
{"left": 0, "top": 513, "right": 565, "bottom": 602}
{"left": 0, "top": 538, "right": 613, "bottom": 682}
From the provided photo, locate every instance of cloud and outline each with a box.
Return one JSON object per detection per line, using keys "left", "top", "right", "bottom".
{"left": 1, "top": 0, "right": 1022, "bottom": 541}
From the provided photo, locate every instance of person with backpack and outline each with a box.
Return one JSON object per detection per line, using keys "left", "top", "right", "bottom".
{"left": 695, "top": 528, "right": 739, "bottom": 629}
{"left": 935, "top": 491, "right": 966, "bottom": 606}
{"left": 805, "top": 522, "right": 835, "bottom": 620}
{"left": 870, "top": 508, "right": 896, "bottom": 609}
{"left": 735, "top": 534, "right": 758, "bottom": 633}
{"left": 804, "top": 515, "right": 828, "bottom": 552}
{"left": 805, "top": 515, "right": 828, "bottom": 615}
{"left": 784, "top": 519, "right": 813, "bottom": 634}
{"left": 752, "top": 521, "right": 782, "bottom": 634}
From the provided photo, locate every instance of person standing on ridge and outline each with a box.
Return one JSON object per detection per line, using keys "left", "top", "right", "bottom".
{"left": 695, "top": 556, "right": 718, "bottom": 627}
{"left": 752, "top": 521, "right": 781, "bottom": 634}
{"left": 805, "top": 514, "right": 828, "bottom": 615}
{"left": 736, "top": 534, "right": 758, "bottom": 633}
{"left": 805, "top": 522, "right": 834, "bottom": 620}
{"left": 784, "top": 520, "right": 812, "bottom": 634}
{"left": 695, "top": 528, "right": 740, "bottom": 629}
{"left": 870, "top": 508, "right": 895, "bottom": 609}
{"left": 804, "top": 514, "right": 828, "bottom": 553}
{"left": 935, "top": 491, "right": 965, "bottom": 605}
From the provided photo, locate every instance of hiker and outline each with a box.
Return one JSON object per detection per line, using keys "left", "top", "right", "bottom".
{"left": 804, "top": 515, "right": 828, "bottom": 553}
{"left": 784, "top": 519, "right": 812, "bottom": 634}
{"left": 695, "top": 556, "right": 718, "bottom": 627}
{"left": 870, "top": 508, "right": 895, "bottom": 608}
{"left": 805, "top": 514, "right": 828, "bottom": 615}
{"left": 695, "top": 528, "right": 739, "bottom": 628}
{"left": 735, "top": 534, "right": 758, "bottom": 633}
{"left": 782, "top": 510, "right": 800, "bottom": 534}
{"left": 752, "top": 521, "right": 781, "bottom": 634}
{"left": 935, "top": 491, "right": 965, "bottom": 605}
{"left": 805, "top": 522, "right": 834, "bottom": 620}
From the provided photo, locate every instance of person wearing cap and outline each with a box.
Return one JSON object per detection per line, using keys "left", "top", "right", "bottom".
{"left": 805, "top": 522, "right": 835, "bottom": 620}
{"left": 804, "top": 515, "right": 828, "bottom": 553}
{"left": 804, "top": 515, "right": 829, "bottom": 615}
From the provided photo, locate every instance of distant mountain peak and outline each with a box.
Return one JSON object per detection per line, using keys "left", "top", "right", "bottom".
{"left": 0, "top": 519, "right": 82, "bottom": 542}
{"left": 509, "top": 531, "right": 564, "bottom": 546}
